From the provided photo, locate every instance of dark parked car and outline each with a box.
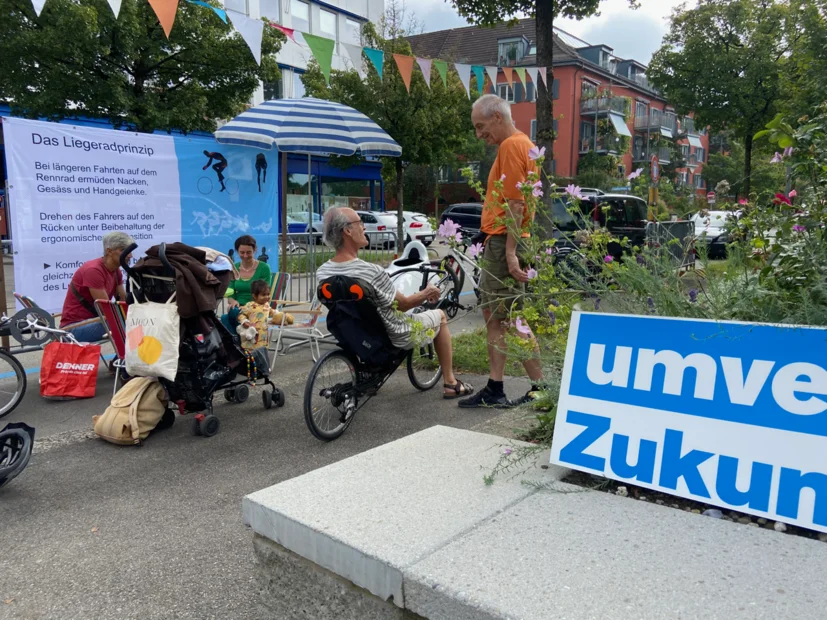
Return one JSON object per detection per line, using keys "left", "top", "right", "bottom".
{"left": 439, "top": 203, "right": 482, "bottom": 233}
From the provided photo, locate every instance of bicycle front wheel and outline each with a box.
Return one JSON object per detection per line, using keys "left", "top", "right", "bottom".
{"left": 0, "top": 350, "right": 27, "bottom": 419}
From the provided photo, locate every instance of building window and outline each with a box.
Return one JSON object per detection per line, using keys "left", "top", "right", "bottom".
{"left": 650, "top": 108, "right": 662, "bottom": 126}
{"left": 292, "top": 0, "right": 309, "bottom": 31}
{"left": 497, "top": 84, "right": 514, "bottom": 103}
{"left": 320, "top": 9, "right": 336, "bottom": 39}
{"left": 581, "top": 81, "right": 597, "bottom": 100}
{"left": 579, "top": 121, "right": 595, "bottom": 152}
{"left": 618, "top": 164, "right": 626, "bottom": 177}
{"left": 695, "top": 147, "right": 705, "bottom": 163}
{"left": 694, "top": 174, "right": 705, "bottom": 189}
{"left": 344, "top": 18, "right": 361, "bottom": 45}
{"left": 293, "top": 72, "right": 306, "bottom": 98}
{"left": 530, "top": 119, "right": 537, "bottom": 142}
{"left": 498, "top": 38, "right": 523, "bottom": 66}
{"left": 680, "top": 145, "right": 689, "bottom": 160}
{"left": 225, "top": 0, "right": 247, "bottom": 14}
{"left": 635, "top": 101, "right": 647, "bottom": 120}
{"left": 678, "top": 171, "right": 689, "bottom": 186}
{"left": 526, "top": 82, "right": 536, "bottom": 102}
{"left": 263, "top": 77, "right": 283, "bottom": 100}
{"left": 438, "top": 166, "right": 450, "bottom": 183}
{"left": 260, "top": 0, "right": 279, "bottom": 20}
{"left": 513, "top": 83, "right": 524, "bottom": 103}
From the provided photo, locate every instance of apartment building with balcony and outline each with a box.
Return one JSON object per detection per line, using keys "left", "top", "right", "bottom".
{"left": 552, "top": 28, "right": 710, "bottom": 194}
{"left": 232, "top": 0, "right": 384, "bottom": 103}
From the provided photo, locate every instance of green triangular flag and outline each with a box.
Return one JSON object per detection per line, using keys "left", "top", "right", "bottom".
{"left": 364, "top": 47, "right": 384, "bottom": 80}
{"left": 302, "top": 33, "right": 335, "bottom": 84}
{"left": 472, "top": 65, "right": 485, "bottom": 95}
{"left": 514, "top": 67, "right": 527, "bottom": 91}
{"left": 433, "top": 60, "right": 448, "bottom": 87}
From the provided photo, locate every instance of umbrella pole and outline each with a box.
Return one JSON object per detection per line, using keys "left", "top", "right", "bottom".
{"left": 281, "top": 150, "right": 288, "bottom": 275}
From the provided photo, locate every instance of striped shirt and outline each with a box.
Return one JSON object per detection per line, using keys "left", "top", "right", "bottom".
{"left": 317, "top": 258, "right": 410, "bottom": 348}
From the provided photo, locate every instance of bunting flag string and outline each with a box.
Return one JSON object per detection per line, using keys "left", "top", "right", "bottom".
{"left": 471, "top": 65, "right": 485, "bottom": 95}
{"left": 342, "top": 42, "right": 367, "bottom": 78}
{"left": 538, "top": 67, "right": 548, "bottom": 88}
{"left": 364, "top": 47, "right": 385, "bottom": 80}
{"left": 526, "top": 67, "right": 539, "bottom": 93}
{"left": 302, "top": 33, "right": 335, "bottom": 84}
{"left": 108, "top": 0, "right": 122, "bottom": 18}
{"left": 270, "top": 23, "right": 298, "bottom": 45}
{"left": 187, "top": 0, "right": 225, "bottom": 22}
{"left": 31, "top": 0, "right": 47, "bottom": 16}
{"left": 416, "top": 58, "right": 432, "bottom": 89}
{"left": 227, "top": 11, "right": 263, "bottom": 64}
{"left": 514, "top": 67, "right": 527, "bottom": 91}
{"left": 485, "top": 66, "right": 498, "bottom": 93}
{"left": 393, "top": 54, "right": 415, "bottom": 93}
{"left": 148, "top": 0, "right": 179, "bottom": 38}
{"left": 454, "top": 63, "right": 472, "bottom": 98}
{"left": 501, "top": 66, "right": 514, "bottom": 88}
{"left": 433, "top": 60, "right": 448, "bottom": 88}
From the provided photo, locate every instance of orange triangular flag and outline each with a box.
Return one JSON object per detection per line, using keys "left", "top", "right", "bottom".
{"left": 393, "top": 54, "right": 415, "bottom": 93}
{"left": 501, "top": 66, "right": 514, "bottom": 87}
{"left": 148, "top": 0, "right": 179, "bottom": 37}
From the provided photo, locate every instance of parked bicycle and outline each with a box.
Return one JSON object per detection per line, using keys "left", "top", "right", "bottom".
{"left": 437, "top": 234, "right": 482, "bottom": 318}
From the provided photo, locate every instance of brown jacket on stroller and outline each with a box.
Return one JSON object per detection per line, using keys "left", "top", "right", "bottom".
{"left": 134, "top": 243, "right": 229, "bottom": 318}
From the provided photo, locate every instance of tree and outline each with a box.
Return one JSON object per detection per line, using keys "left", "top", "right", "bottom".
{"left": 647, "top": 0, "right": 792, "bottom": 197}
{"left": 0, "top": 0, "right": 283, "bottom": 133}
{"left": 702, "top": 140, "right": 787, "bottom": 201}
{"left": 782, "top": 0, "right": 827, "bottom": 120}
{"left": 301, "top": 1, "right": 478, "bottom": 246}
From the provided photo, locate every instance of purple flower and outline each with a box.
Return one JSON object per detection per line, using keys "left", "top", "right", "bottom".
{"left": 532, "top": 180, "right": 544, "bottom": 198}
{"left": 454, "top": 232, "right": 463, "bottom": 243}
{"left": 545, "top": 247, "right": 554, "bottom": 256}
{"left": 793, "top": 224, "right": 806, "bottom": 233}
{"left": 565, "top": 184, "right": 585, "bottom": 200}
{"left": 689, "top": 289, "right": 698, "bottom": 303}
{"left": 627, "top": 167, "right": 644, "bottom": 181}
{"left": 594, "top": 297, "right": 601, "bottom": 311}
{"left": 528, "top": 146, "right": 546, "bottom": 161}
{"left": 647, "top": 297, "right": 655, "bottom": 312}
{"left": 550, "top": 299, "right": 560, "bottom": 307}
{"left": 604, "top": 255, "right": 614, "bottom": 264}
{"left": 499, "top": 174, "right": 506, "bottom": 182}
{"left": 783, "top": 146, "right": 794, "bottom": 158}
{"left": 515, "top": 318, "right": 531, "bottom": 335}
{"left": 636, "top": 255, "right": 645, "bottom": 265}
{"left": 468, "top": 242, "right": 483, "bottom": 259}
{"left": 438, "top": 218, "right": 460, "bottom": 238}
{"left": 548, "top": 310, "right": 556, "bottom": 326}
{"left": 503, "top": 448, "right": 513, "bottom": 456}
{"left": 770, "top": 152, "right": 783, "bottom": 164}
{"left": 527, "top": 267, "right": 538, "bottom": 280}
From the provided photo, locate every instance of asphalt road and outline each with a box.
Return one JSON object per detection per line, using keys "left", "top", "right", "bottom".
{"left": 0, "top": 283, "right": 529, "bottom": 619}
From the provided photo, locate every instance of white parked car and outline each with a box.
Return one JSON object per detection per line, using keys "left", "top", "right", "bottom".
{"left": 355, "top": 210, "right": 397, "bottom": 249}
{"left": 691, "top": 210, "right": 737, "bottom": 259}
{"left": 398, "top": 211, "right": 435, "bottom": 246}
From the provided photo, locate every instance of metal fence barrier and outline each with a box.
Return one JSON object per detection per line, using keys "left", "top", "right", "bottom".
{"left": 645, "top": 221, "right": 695, "bottom": 268}
{"left": 278, "top": 231, "right": 398, "bottom": 302}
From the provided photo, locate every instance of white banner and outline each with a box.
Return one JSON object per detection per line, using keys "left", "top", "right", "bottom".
{"left": 3, "top": 118, "right": 182, "bottom": 312}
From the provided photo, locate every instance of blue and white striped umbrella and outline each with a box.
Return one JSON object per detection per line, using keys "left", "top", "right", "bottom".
{"left": 214, "top": 97, "right": 402, "bottom": 157}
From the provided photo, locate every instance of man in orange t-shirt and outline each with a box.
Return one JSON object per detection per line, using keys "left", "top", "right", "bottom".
{"left": 459, "top": 94, "right": 544, "bottom": 409}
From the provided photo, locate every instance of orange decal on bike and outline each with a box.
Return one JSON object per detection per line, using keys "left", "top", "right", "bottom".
{"left": 321, "top": 283, "right": 332, "bottom": 299}
{"left": 349, "top": 284, "right": 364, "bottom": 300}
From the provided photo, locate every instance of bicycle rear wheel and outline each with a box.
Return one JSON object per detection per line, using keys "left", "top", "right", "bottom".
{"left": 0, "top": 350, "right": 27, "bottom": 420}
{"left": 304, "top": 350, "right": 358, "bottom": 441}
{"left": 407, "top": 345, "right": 442, "bottom": 390}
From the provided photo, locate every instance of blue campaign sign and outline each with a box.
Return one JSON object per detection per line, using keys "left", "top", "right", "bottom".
{"left": 550, "top": 312, "right": 827, "bottom": 532}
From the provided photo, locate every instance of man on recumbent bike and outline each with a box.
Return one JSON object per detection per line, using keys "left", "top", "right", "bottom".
{"left": 317, "top": 208, "right": 474, "bottom": 399}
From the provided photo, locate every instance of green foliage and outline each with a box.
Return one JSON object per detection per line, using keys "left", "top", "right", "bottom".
{"left": 647, "top": 0, "right": 789, "bottom": 195}
{"left": 702, "top": 140, "right": 787, "bottom": 202}
{"left": 781, "top": 0, "right": 827, "bottom": 121}
{"left": 0, "top": 0, "right": 282, "bottom": 132}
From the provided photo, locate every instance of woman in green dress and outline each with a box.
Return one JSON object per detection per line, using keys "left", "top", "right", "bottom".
{"left": 227, "top": 235, "right": 272, "bottom": 308}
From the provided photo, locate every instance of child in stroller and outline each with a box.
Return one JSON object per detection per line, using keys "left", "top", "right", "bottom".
{"left": 122, "top": 242, "right": 285, "bottom": 438}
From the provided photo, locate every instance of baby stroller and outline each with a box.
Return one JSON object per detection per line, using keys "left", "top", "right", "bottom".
{"left": 121, "top": 242, "right": 285, "bottom": 438}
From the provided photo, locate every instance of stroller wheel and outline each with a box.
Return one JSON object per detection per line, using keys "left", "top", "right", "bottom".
{"left": 262, "top": 390, "right": 273, "bottom": 410}
{"left": 234, "top": 385, "right": 250, "bottom": 404}
{"left": 224, "top": 389, "right": 235, "bottom": 402}
{"left": 200, "top": 414, "right": 220, "bottom": 438}
{"left": 273, "top": 388, "right": 286, "bottom": 408}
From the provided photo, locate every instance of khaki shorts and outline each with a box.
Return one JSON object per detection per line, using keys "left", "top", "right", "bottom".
{"left": 479, "top": 234, "right": 527, "bottom": 320}
{"left": 404, "top": 309, "right": 443, "bottom": 348}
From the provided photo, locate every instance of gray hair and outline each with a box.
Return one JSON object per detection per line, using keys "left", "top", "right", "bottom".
{"left": 323, "top": 208, "right": 352, "bottom": 250}
{"left": 473, "top": 94, "right": 512, "bottom": 122}
{"left": 102, "top": 231, "right": 135, "bottom": 253}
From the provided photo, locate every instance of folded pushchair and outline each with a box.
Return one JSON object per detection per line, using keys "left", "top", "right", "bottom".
{"left": 121, "top": 242, "right": 285, "bottom": 438}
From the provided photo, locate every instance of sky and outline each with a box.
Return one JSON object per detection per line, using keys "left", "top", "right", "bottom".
{"left": 417, "top": 0, "right": 688, "bottom": 65}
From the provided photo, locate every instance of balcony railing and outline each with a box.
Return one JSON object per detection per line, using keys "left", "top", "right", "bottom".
{"left": 681, "top": 118, "right": 697, "bottom": 135}
{"left": 633, "top": 148, "right": 648, "bottom": 162}
{"left": 580, "top": 96, "right": 627, "bottom": 116}
{"left": 634, "top": 114, "right": 675, "bottom": 138}
{"left": 580, "top": 135, "right": 624, "bottom": 154}
{"left": 657, "top": 147, "right": 671, "bottom": 163}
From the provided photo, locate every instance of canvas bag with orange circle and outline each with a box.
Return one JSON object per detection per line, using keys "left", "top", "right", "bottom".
{"left": 124, "top": 290, "right": 180, "bottom": 382}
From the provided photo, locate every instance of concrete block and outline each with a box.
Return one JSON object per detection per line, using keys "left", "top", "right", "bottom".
{"left": 243, "top": 425, "right": 566, "bottom": 607}
{"left": 405, "top": 489, "right": 827, "bottom": 620}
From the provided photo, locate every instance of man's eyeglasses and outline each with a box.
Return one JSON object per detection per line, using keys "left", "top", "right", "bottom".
{"left": 345, "top": 219, "right": 364, "bottom": 228}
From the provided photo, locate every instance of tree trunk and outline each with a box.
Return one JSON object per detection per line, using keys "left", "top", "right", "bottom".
{"left": 396, "top": 158, "right": 405, "bottom": 250}
{"left": 743, "top": 131, "right": 753, "bottom": 198}
{"left": 535, "top": 0, "right": 552, "bottom": 207}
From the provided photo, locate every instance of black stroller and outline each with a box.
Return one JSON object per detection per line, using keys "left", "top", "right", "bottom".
{"left": 121, "top": 242, "right": 285, "bottom": 438}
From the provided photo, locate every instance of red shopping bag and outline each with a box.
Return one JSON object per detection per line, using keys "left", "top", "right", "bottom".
{"left": 40, "top": 341, "right": 101, "bottom": 400}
